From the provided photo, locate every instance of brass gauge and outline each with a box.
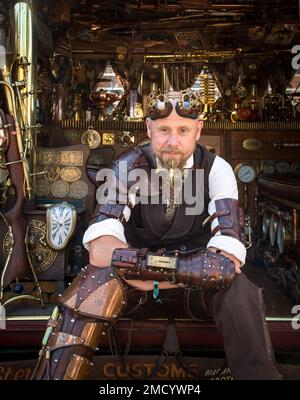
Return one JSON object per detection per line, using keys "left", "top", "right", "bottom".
{"left": 234, "top": 163, "right": 257, "bottom": 184}
{"left": 274, "top": 161, "right": 290, "bottom": 174}
{"left": 234, "top": 163, "right": 257, "bottom": 213}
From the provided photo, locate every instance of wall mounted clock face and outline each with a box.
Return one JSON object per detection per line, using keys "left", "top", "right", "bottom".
{"left": 46, "top": 202, "right": 77, "bottom": 250}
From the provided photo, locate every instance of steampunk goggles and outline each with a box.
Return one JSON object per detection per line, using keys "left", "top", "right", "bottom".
{"left": 148, "top": 90, "right": 203, "bottom": 120}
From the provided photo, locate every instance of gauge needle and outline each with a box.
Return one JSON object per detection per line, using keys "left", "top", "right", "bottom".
{"left": 241, "top": 171, "right": 250, "bottom": 178}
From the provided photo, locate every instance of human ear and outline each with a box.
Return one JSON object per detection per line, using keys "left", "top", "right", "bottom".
{"left": 146, "top": 118, "right": 152, "bottom": 138}
{"left": 195, "top": 120, "right": 203, "bottom": 141}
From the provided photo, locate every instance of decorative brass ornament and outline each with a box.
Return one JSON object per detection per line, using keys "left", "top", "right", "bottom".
{"left": 102, "top": 132, "right": 115, "bottom": 145}
{"left": 61, "top": 151, "right": 83, "bottom": 166}
{"left": 242, "top": 138, "right": 262, "bottom": 151}
{"left": 46, "top": 166, "right": 61, "bottom": 182}
{"left": 51, "top": 179, "right": 69, "bottom": 198}
{"left": 69, "top": 180, "right": 89, "bottom": 199}
{"left": 81, "top": 126, "right": 101, "bottom": 149}
{"left": 146, "top": 254, "right": 177, "bottom": 270}
{"left": 3, "top": 220, "right": 57, "bottom": 274}
{"left": 35, "top": 176, "right": 51, "bottom": 197}
{"left": 120, "top": 131, "right": 135, "bottom": 147}
{"left": 60, "top": 166, "right": 81, "bottom": 182}
{"left": 38, "top": 151, "right": 61, "bottom": 165}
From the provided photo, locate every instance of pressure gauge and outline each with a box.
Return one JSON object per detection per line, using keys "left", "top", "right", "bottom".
{"left": 234, "top": 163, "right": 257, "bottom": 184}
{"left": 274, "top": 161, "right": 290, "bottom": 174}
{"left": 262, "top": 161, "right": 275, "bottom": 175}
{"left": 291, "top": 163, "right": 300, "bottom": 174}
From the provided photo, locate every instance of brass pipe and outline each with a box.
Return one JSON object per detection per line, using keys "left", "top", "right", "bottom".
{"left": 0, "top": 78, "right": 32, "bottom": 198}
{"left": 14, "top": 0, "right": 37, "bottom": 197}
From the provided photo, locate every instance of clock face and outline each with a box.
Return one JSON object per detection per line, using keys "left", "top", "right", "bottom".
{"left": 46, "top": 203, "right": 76, "bottom": 250}
{"left": 235, "top": 163, "right": 256, "bottom": 184}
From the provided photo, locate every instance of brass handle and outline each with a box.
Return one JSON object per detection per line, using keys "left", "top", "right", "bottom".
{"left": 273, "top": 141, "right": 300, "bottom": 150}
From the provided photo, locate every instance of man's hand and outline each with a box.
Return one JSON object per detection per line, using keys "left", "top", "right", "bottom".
{"left": 208, "top": 247, "right": 242, "bottom": 274}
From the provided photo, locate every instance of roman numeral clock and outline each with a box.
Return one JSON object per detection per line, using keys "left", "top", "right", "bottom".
{"left": 46, "top": 203, "right": 77, "bottom": 251}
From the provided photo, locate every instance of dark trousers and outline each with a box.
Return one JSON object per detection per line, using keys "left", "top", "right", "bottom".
{"left": 206, "top": 273, "right": 282, "bottom": 380}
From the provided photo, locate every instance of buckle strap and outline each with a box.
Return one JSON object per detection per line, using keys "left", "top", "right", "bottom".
{"left": 202, "top": 209, "right": 231, "bottom": 227}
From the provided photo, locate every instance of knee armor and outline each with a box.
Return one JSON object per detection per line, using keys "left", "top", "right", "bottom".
{"left": 32, "top": 265, "right": 126, "bottom": 380}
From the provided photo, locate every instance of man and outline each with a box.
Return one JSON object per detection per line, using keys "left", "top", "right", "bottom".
{"left": 33, "top": 90, "right": 281, "bottom": 380}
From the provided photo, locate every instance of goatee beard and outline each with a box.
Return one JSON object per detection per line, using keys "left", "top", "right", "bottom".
{"left": 159, "top": 155, "right": 186, "bottom": 170}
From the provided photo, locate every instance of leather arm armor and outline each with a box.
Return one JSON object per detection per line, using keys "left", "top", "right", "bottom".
{"left": 112, "top": 247, "right": 235, "bottom": 291}
{"left": 89, "top": 148, "right": 146, "bottom": 227}
{"left": 209, "top": 198, "right": 245, "bottom": 242}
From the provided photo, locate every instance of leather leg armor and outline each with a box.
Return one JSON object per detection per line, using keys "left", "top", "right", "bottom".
{"left": 32, "top": 265, "right": 126, "bottom": 380}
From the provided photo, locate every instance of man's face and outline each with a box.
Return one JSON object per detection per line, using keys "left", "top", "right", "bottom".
{"left": 146, "top": 105, "right": 203, "bottom": 169}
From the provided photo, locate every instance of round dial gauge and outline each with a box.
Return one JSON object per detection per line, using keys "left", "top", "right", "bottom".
{"left": 274, "top": 161, "right": 290, "bottom": 174}
{"left": 262, "top": 161, "right": 275, "bottom": 175}
{"left": 234, "top": 163, "right": 257, "bottom": 184}
{"left": 291, "top": 163, "right": 300, "bottom": 174}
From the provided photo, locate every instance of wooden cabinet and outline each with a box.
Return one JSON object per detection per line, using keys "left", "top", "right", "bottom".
{"left": 229, "top": 131, "right": 300, "bottom": 161}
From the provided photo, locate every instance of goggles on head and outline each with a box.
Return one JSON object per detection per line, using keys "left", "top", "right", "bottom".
{"left": 148, "top": 90, "right": 203, "bottom": 120}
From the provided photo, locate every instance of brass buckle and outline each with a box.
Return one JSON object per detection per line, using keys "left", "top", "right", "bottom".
{"left": 146, "top": 254, "right": 177, "bottom": 270}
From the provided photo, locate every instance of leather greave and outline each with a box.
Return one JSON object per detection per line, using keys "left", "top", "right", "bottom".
{"left": 32, "top": 265, "right": 126, "bottom": 380}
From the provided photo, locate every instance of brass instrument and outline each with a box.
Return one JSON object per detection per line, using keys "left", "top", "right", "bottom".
{"left": 0, "top": 52, "right": 33, "bottom": 199}
{"left": 0, "top": 7, "right": 42, "bottom": 305}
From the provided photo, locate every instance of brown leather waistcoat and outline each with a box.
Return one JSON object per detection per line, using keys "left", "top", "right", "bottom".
{"left": 124, "top": 144, "right": 216, "bottom": 251}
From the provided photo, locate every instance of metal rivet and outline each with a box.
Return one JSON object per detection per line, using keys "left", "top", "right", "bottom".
{"left": 98, "top": 281, "right": 101, "bottom": 284}
{"left": 54, "top": 359, "right": 58, "bottom": 363}
{"left": 91, "top": 275, "right": 95, "bottom": 279}
{"left": 71, "top": 319, "right": 75, "bottom": 323}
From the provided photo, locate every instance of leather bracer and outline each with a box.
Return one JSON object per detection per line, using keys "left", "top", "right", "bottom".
{"left": 207, "top": 198, "right": 245, "bottom": 243}
{"left": 32, "top": 265, "right": 126, "bottom": 380}
{"left": 112, "top": 248, "right": 235, "bottom": 291}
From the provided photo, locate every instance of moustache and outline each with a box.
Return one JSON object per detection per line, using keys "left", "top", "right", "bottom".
{"left": 160, "top": 147, "right": 184, "bottom": 154}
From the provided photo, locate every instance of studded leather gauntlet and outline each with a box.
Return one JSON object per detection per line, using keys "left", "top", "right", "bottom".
{"left": 111, "top": 248, "right": 235, "bottom": 291}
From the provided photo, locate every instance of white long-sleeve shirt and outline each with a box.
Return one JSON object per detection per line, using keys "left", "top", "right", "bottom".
{"left": 83, "top": 154, "right": 246, "bottom": 265}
